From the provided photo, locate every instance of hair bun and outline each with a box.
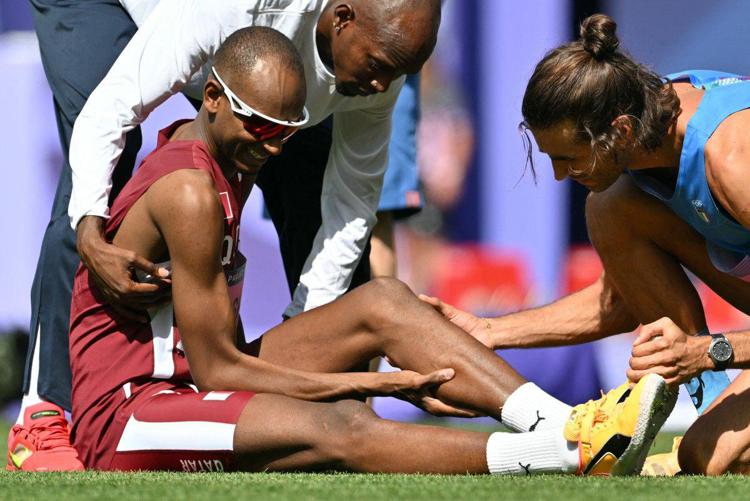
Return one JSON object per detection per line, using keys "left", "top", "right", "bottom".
{"left": 580, "top": 13, "right": 619, "bottom": 60}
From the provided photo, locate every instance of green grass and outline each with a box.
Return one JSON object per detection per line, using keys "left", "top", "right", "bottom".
{"left": 4, "top": 471, "right": 750, "bottom": 501}
{"left": 2, "top": 419, "right": 745, "bottom": 501}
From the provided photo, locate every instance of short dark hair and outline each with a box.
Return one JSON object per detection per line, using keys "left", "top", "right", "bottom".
{"left": 520, "top": 14, "right": 680, "bottom": 178}
{"left": 213, "top": 26, "right": 305, "bottom": 85}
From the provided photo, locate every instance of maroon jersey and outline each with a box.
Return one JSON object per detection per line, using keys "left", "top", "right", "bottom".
{"left": 69, "top": 120, "right": 247, "bottom": 428}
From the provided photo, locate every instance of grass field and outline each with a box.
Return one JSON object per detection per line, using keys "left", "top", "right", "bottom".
{"left": 2, "top": 419, "right": 747, "bottom": 500}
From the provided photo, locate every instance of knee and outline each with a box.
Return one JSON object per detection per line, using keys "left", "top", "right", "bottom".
{"left": 586, "top": 176, "right": 643, "bottom": 252}
{"left": 320, "top": 400, "right": 379, "bottom": 465}
{"left": 365, "top": 277, "right": 413, "bottom": 300}
{"left": 584, "top": 181, "right": 636, "bottom": 250}
{"left": 358, "top": 277, "right": 417, "bottom": 328}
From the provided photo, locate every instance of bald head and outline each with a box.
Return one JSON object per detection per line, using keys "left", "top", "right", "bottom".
{"left": 213, "top": 26, "right": 306, "bottom": 119}
{"left": 214, "top": 26, "right": 304, "bottom": 80}
{"left": 354, "top": 0, "right": 441, "bottom": 73}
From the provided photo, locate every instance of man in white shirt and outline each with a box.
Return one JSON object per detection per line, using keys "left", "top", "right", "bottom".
{"left": 14, "top": 0, "right": 440, "bottom": 471}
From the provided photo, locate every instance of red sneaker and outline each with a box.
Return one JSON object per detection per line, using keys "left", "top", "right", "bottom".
{"left": 7, "top": 402, "right": 84, "bottom": 471}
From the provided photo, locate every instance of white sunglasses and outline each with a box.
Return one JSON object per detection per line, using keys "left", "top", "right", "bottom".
{"left": 212, "top": 67, "right": 309, "bottom": 142}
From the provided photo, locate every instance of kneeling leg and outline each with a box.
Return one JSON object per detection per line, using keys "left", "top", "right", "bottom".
{"left": 679, "top": 371, "right": 750, "bottom": 475}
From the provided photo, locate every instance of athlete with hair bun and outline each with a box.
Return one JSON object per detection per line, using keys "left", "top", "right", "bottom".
{"left": 423, "top": 13, "right": 750, "bottom": 476}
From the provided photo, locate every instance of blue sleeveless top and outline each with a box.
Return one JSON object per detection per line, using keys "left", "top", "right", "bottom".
{"left": 629, "top": 70, "right": 750, "bottom": 255}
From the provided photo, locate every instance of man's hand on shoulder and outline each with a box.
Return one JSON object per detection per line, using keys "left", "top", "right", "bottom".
{"left": 76, "top": 215, "right": 171, "bottom": 321}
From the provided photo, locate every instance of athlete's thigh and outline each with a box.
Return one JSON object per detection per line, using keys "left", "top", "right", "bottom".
{"left": 254, "top": 284, "right": 382, "bottom": 372}
{"left": 234, "top": 394, "right": 370, "bottom": 472}
{"left": 608, "top": 176, "right": 750, "bottom": 314}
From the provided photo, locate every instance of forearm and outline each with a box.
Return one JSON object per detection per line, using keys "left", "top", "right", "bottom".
{"left": 76, "top": 216, "right": 107, "bottom": 259}
{"left": 687, "top": 332, "right": 750, "bottom": 372}
{"left": 486, "top": 275, "right": 638, "bottom": 348}
{"left": 727, "top": 332, "right": 750, "bottom": 369}
{"left": 195, "top": 352, "right": 398, "bottom": 400}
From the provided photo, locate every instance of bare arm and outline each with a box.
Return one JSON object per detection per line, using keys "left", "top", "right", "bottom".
{"left": 628, "top": 317, "right": 750, "bottom": 385}
{"left": 77, "top": 215, "right": 170, "bottom": 320}
{"left": 423, "top": 272, "right": 638, "bottom": 349}
{"left": 151, "top": 170, "right": 451, "bottom": 400}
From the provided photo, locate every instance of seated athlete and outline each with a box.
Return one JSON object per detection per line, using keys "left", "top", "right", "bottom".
{"left": 421, "top": 14, "right": 750, "bottom": 475}
{"left": 64, "top": 26, "right": 673, "bottom": 475}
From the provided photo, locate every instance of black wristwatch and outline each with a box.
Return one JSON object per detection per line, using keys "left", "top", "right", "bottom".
{"left": 708, "top": 333, "right": 733, "bottom": 371}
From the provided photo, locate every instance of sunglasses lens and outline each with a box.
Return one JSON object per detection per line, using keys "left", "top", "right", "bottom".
{"left": 241, "top": 114, "right": 298, "bottom": 142}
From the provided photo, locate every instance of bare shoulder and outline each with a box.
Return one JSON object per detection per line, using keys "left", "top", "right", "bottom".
{"left": 145, "top": 169, "right": 222, "bottom": 228}
{"left": 705, "top": 108, "right": 750, "bottom": 227}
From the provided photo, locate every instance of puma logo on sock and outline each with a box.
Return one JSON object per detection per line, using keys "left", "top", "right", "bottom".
{"left": 529, "top": 411, "right": 545, "bottom": 432}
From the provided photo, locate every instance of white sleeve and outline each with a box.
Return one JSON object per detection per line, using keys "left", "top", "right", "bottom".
{"left": 284, "top": 81, "right": 403, "bottom": 317}
{"left": 67, "top": 0, "right": 245, "bottom": 228}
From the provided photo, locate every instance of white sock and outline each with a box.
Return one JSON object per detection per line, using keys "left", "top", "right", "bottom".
{"left": 501, "top": 382, "right": 572, "bottom": 432}
{"left": 16, "top": 325, "right": 43, "bottom": 425}
{"left": 486, "top": 429, "right": 579, "bottom": 475}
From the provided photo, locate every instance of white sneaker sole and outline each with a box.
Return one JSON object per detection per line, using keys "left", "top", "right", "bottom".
{"left": 610, "top": 374, "right": 678, "bottom": 476}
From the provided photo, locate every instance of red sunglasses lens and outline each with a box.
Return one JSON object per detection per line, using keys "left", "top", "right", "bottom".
{"left": 241, "top": 114, "right": 296, "bottom": 141}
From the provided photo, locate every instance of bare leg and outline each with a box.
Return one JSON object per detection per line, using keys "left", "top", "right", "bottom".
{"left": 234, "top": 394, "right": 489, "bottom": 473}
{"left": 256, "top": 278, "right": 526, "bottom": 420}
{"left": 679, "top": 370, "right": 750, "bottom": 475}
{"left": 368, "top": 212, "right": 396, "bottom": 404}
{"left": 586, "top": 175, "right": 750, "bottom": 332}
{"left": 370, "top": 212, "right": 397, "bottom": 278}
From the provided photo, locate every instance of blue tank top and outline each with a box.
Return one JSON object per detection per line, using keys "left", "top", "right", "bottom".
{"left": 629, "top": 70, "right": 750, "bottom": 254}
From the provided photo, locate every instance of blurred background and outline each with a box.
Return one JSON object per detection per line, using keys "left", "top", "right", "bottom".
{"left": 2, "top": 0, "right": 750, "bottom": 430}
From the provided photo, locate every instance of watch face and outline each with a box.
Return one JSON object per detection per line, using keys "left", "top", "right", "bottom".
{"left": 712, "top": 340, "right": 733, "bottom": 362}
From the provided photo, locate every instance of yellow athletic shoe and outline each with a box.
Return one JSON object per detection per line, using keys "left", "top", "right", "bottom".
{"left": 641, "top": 436, "right": 682, "bottom": 476}
{"left": 564, "top": 374, "right": 677, "bottom": 476}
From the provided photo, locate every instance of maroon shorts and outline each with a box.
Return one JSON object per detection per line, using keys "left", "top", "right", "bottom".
{"left": 73, "top": 381, "right": 255, "bottom": 471}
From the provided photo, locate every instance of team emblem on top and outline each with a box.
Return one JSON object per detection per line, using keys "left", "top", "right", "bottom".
{"left": 691, "top": 200, "right": 710, "bottom": 223}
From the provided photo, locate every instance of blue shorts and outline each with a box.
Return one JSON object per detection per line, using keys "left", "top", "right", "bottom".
{"left": 378, "top": 74, "right": 423, "bottom": 219}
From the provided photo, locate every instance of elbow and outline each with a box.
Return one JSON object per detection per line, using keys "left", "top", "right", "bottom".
{"left": 189, "top": 356, "right": 236, "bottom": 392}
{"left": 185, "top": 335, "right": 243, "bottom": 392}
{"left": 191, "top": 370, "right": 221, "bottom": 392}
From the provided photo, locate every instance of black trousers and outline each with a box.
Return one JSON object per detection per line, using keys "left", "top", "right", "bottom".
{"left": 25, "top": 1, "right": 370, "bottom": 411}
{"left": 26, "top": 0, "right": 142, "bottom": 410}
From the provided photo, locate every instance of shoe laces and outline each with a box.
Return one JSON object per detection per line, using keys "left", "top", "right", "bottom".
{"left": 568, "top": 390, "right": 614, "bottom": 438}
{"left": 14, "top": 414, "right": 74, "bottom": 451}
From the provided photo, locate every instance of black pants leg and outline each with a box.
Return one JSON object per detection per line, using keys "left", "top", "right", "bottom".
{"left": 256, "top": 121, "right": 372, "bottom": 300}
{"left": 25, "top": 0, "right": 142, "bottom": 410}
